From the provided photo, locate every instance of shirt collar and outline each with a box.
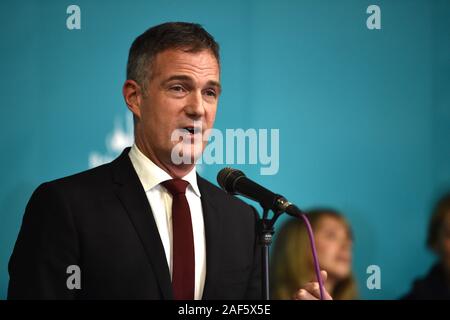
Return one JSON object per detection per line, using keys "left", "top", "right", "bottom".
{"left": 128, "top": 144, "right": 201, "bottom": 197}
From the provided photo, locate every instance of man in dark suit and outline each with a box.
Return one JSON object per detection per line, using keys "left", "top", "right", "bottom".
{"left": 8, "top": 22, "right": 260, "bottom": 300}
{"left": 8, "top": 22, "right": 329, "bottom": 300}
{"left": 8, "top": 146, "right": 261, "bottom": 299}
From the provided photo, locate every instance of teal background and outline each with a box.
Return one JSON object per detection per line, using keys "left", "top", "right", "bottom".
{"left": 1, "top": 0, "right": 449, "bottom": 299}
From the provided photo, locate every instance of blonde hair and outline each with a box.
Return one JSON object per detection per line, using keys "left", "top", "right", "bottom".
{"left": 270, "top": 209, "right": 358, "bottom": 300}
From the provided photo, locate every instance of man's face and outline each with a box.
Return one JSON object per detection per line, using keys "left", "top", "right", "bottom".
{"left": 135, "top": 49, "right": 220, "bottom": 172}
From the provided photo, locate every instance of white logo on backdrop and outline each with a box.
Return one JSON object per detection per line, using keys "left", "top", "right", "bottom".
{"left": 88, "top": 113, "right": 134, "bottom": 168}
{"left": 87, "top": 113, "right": 279, "bottom": 175}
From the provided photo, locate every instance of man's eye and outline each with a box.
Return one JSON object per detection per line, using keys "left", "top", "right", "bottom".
{"left": 170, "top": 85, "right": 186, "bottom": 92}
{"left": 204, "top": 89, "right": 217, "bottom": 97}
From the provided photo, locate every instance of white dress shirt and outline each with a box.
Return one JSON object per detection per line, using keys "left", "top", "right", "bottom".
{"left": 128, "top": 144, "right": 206, "bottom": 300}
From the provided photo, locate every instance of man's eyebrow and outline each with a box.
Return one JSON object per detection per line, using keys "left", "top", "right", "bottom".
{"left": 161, "top": 75, "right": 193, "bottom": 85}
{"left": 162, "top": 75, "right": 222, "bottom": 93}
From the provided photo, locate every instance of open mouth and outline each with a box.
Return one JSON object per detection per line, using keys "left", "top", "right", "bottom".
{"left": 183, "top": 126, "right": 201, "bottom": 134}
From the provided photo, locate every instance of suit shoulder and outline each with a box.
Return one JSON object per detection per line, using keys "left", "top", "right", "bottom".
{"left": 38, "top": 161, "right": 114, "bottom": 195}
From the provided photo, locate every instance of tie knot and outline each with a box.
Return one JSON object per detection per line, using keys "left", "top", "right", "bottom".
{"left": 161, "top": 179, "right": 189, "bottom": 196}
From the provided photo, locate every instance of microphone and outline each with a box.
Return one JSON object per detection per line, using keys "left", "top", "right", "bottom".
{"left": 216, "top": 167, "right": 302, "bottom": 217}
{"left": 217, "top": 167, "right": 326, "bottom": 300}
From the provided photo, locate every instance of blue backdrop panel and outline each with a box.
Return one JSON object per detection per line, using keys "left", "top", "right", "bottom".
{"left": 0, "top": 0, "right": 449, "bottom": 299}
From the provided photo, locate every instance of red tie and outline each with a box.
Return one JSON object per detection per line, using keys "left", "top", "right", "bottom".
{"left": 161, "top": 179, "right": 195, "bottom": 300}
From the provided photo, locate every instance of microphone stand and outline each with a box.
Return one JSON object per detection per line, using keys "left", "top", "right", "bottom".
{"left": 216, "top": 167, "right": 316, "bottom": 300}
{"left": 257, "top": 203, "right": 285, "bottom": 300}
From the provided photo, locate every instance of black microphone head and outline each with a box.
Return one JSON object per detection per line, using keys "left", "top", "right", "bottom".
{"left": 217, "top": 167, "right": 246, "bottom": 193}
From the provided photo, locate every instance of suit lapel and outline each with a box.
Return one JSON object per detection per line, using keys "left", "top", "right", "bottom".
{"left": 111, "top": 148, "right": 173, "bottom": 299}
{"left": 198, "top": 176, "right": 223, "bottom": 300}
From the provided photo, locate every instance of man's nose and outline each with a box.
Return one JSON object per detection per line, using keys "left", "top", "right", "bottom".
{"left": 184, "top": 90, "right": 205, "bottom": 118}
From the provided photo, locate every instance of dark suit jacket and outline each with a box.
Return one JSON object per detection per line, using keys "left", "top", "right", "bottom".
{"left": 8, "top": 148, "right": 261, "bottom": 299}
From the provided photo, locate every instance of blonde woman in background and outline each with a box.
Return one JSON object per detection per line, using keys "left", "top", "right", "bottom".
{"left": 271, "top": 208, "right": 358, "bottom": 300}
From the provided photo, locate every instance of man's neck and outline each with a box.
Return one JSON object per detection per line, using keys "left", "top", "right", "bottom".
{"left": 134, "top": 140, "right": 195, "bottom": 179}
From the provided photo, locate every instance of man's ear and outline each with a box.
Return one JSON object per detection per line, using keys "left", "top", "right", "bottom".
{"left": 123, "top": 79, "right": 144, "bottom": 120}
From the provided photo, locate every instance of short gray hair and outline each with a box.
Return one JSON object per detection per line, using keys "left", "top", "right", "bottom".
{"left": 126, "top": 22, "right": 220, "bottom": 92}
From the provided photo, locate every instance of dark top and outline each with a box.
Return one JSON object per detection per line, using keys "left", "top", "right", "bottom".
{"left": 8, "top": 148, "right": 261, "bottom": 299}
{"left": 401, "top": 263, "right": 450, "bottom": 300}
